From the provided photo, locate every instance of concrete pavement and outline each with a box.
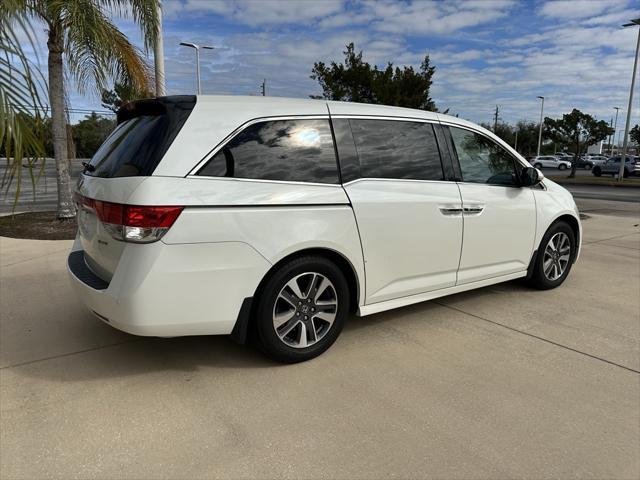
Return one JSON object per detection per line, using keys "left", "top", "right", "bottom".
{"left": 1, "top": 213, "right": 639, "bottom": 479}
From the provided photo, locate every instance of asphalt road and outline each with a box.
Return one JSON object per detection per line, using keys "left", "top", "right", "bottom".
{"left": 1, "top": 213, "right": 638, "bottom": 479}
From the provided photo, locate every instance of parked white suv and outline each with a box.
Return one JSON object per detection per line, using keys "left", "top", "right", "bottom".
{"left": 68, "top": 96, "right": 581, "bottom": 362}
{"left": 530, "top": 155, "right": 572, "bottom": 170}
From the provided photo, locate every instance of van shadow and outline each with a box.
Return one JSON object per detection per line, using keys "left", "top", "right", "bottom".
{"left": 14, "top": 280, "right": 530, "bottom": 383}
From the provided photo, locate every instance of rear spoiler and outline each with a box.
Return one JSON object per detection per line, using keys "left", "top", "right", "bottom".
{"left": 117, "top": 95, "right": 197, "bottom": 125}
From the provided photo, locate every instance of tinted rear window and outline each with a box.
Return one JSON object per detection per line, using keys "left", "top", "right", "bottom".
{"left": 197, "top": 119, "right": 339, "bottom": 184}
{"left": 84, "top": 96, "right": 195, "bottom": 178}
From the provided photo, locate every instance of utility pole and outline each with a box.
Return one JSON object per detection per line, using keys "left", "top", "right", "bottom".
{"left": 514, "top": 130, "right": 518, "bottom": 151}
{"left": 261, "top": 79, "right": 266, "bottom": 96}
{"left": 493, "top": 105, "right": 499, "bottom": 133}
{"left": 154, "top": 1, "right": 166, "bottom": 96}
{"left": 618, "top": 18, "right": 640, "bottom": 182}
{"left": 611, "top": 107, "right": 620, "bottom": 155}
{"left": 536, "top": 96, "right": 545, "bottom": 156}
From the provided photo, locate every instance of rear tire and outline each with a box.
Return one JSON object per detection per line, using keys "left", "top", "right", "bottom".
{"left": 534, "top": 163, "right": 542, "bottom": 169}
{"left": 253, "top": 256, "right": 350, "bottom": 363}
{"left": 558, "top": 164, "right": 567, "bottom": 170}
{"left": 528, "top": 221, "right": 576, "bottom": 290}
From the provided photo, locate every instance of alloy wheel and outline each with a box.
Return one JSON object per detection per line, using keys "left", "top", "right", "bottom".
{"left": 272, "top": 272, "right": 338, "bottom": 348}
{"left": 543, "top": 232, "right": 571, "bottom": 281}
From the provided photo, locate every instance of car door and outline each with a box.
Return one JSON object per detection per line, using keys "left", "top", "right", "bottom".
{"left": 331, "top": 117, "right": 463, "bottom": 305}
{"left": 445, "top": 125, "right": 536, "bottom": 284}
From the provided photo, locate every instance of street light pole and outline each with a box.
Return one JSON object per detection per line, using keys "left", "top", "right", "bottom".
{"left": 611, "top": 107, "right": 620, "bottom": 155}
{"left": 618, "top": 18, "right": 640, "bottom": 182}
{"left": 179, "top": 42, "right": 216, "bottom": 94}
{"left": 536, "top": 96, "right": 545, "bottom": 156}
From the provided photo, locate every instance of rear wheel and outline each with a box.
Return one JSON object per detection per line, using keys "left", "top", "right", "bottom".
{"left": 558, "top": 164, "right": 567, "bottom": 170}
{"left": 534, "top": 163, "right": 543, "bottom": 169}
{"left": 584, "top": 163, "right": 592, "bottom": 170}
{"left": 528, "top": 221, "right": 575, "bottom": 290}
{"left": 253, "top": 256, "right": 349, "bottom": 363}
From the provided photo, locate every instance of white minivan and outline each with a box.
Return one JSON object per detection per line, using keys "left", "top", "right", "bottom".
{"left": 68, "top": 96, "right": 581, "bottom": 362}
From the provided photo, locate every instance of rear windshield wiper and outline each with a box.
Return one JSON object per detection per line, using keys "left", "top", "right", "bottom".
{"left": 81, "top": 161, "right": 95, "bottom": 173}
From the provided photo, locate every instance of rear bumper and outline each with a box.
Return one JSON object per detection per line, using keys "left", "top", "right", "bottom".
{"left": 67, "top": 237, "right": 271, "bottom": 337}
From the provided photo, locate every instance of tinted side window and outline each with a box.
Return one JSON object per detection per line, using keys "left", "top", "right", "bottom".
{"left": 349, "top": 119, "right": 444, "bottom": 180}
{"left": 449, "top": 127, "right": 517, "bottom": 186}
{"left": 197, "top": 119, "right": 338, "bottom": 184}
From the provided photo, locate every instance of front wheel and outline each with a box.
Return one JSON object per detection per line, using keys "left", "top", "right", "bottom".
{"left": 558, "top": 164, "right": 567, "bottom": 170}
{"left": 584, "top": 163, "right": 592, "bottom": 170}
{"left": 528, "top": 221, "right": 575, "bottom": 290}
{"left": 592, "top": 167, "right": 601, "bottom": 177}
{"left": 534, "top": 163, "right": 543, "bottom": 169}
{"left": 253, "top": 256, "right": 350, "bottom": 363}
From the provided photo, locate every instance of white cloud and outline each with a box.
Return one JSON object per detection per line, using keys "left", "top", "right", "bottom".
{"left": 539, "top": 0, "right": 628, "bottom": 20}
{"left": 164, "top": 0, "right": 344, "bottom": 26}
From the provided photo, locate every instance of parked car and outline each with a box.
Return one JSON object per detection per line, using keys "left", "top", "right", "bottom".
{"left": 555, "top": 153, "right": 574, "bottom": 161}
{"left": 530, "top": 155, "right": 572, "bottom": 170}
{"left": 68, "top": 96, "right": 582, "bottom": 363}
{"left": 592, "top": 156, "right": 640, "bottom": 177}
{"left": 584, "top": 155, "right": 608, "bottom": 167}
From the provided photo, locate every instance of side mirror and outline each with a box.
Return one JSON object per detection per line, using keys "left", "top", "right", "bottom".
{"left": 520, "top": 166, "right": 544, "bottom": 186}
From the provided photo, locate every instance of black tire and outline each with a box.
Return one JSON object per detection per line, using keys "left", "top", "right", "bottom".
{"left": 593, "top": 167, "right": 601, "bottom": 177}
{"left": 253, "top": 256, "right": 350, "bottom": 363}
{"left": 584, "top": 163, "right": 592, "bottom": 170}
{"left": 558, "top": 164, "right": 567, "bottom": 170}
{"left": 534, "top": 163, "right": 543, "bottom": 169}
{"left": 623, "top": 169, "right": 630, "bottom": 178}
{"left": 528, "top": 221, "right": 576, "bottom": 290}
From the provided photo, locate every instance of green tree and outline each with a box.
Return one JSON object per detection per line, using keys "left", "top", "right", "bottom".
{"left": 311, "top": 43, "right": 440, "bottom": 111}
{"left": 630, "top": 124, "right": 640, "bottom": 146}
{"left": 101, "top": 80, "right": 152, "bottom": 113}
{"left": 12, "top": 0, "right": 159, "bottom": 219}
{"left": 544, "top": 109, "right": 614, "bottom": 178}
{"left": 72, "top": 112, "right": 116, "bottom": 158}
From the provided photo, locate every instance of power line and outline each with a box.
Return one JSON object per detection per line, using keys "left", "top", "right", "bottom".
{"left": 11, "top": 104, "right": 115, "bottom": 115}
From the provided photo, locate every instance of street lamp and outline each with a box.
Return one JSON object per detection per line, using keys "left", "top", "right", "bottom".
{"left": 536, "top": 96, "right": 545, "bottom": 156}
{"left": 618, "top": 18, "right": 640, "bottom": 181}
{"left": 610, "top": 107, "right": 620, "bottom": 155}
{"left": 179, "top": 42, "right": 216, "bottom": 94}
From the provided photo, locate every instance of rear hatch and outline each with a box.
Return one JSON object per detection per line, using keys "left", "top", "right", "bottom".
{"left": 75, "top": 96, "right": 195, "bottom": 281}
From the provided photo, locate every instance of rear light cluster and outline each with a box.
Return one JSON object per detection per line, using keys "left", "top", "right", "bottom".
{"left": 75, "top": 194, "right": 183, "bottom": 243}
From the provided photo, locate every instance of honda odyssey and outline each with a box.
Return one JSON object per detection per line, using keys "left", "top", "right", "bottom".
{"left": 68, "top": 95, "right": 581, "bottom": 362}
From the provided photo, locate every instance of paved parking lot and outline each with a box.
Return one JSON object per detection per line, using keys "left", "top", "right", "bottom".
{"left": 1, "top": 213, "right": 639, "bottom": 479}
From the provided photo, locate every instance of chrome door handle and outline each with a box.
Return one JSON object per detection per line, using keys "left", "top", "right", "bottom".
{"left": 463, "top": 205, "right": 485, "bottom": 215}
{"left": 439, "top": 206, "right": 463, "bottom": 216}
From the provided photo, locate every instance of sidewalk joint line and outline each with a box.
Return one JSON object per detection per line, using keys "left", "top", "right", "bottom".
{"left": 0, "top": 338, "right": 148, "bottom": 370}
{"left": 435, "top": 301, "right": 640, "bottom": 375}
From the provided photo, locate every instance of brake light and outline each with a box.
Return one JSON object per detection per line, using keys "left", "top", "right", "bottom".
{"left": 75, "top": 194, "right": 183, "bottom": 243}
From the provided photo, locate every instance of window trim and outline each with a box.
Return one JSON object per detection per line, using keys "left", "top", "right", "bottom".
{"left": 443, "top": 123, "right": 528, "bottom": 189}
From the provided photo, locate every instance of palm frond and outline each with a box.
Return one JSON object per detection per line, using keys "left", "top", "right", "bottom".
{"left": 0, "top": 0, "right": 48, "bottom": 207}
{"left": 61, "top": 0, "right": 154, "bottom": 95}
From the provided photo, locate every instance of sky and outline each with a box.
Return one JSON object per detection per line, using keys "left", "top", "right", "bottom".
{"left": 23, "top": 0, "right": 640, "bottom": 139}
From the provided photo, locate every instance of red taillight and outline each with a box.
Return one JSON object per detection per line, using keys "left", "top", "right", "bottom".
{"left": 76, "top": 194, "right": 183, "bottom": 243}
{"left": 125, "top": 206, "right": 183, "bottom": 228}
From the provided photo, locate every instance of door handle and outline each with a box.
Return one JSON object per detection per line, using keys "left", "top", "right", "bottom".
{"left": 463, "top": 204, "right": 485, "bottom": 215}
{"left": 439, "top": 206, "right": 463, "bottom": 216}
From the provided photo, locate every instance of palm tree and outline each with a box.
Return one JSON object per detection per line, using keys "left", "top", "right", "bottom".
{"left": 12, "top": 0, "right": 159, "bottom": 218}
